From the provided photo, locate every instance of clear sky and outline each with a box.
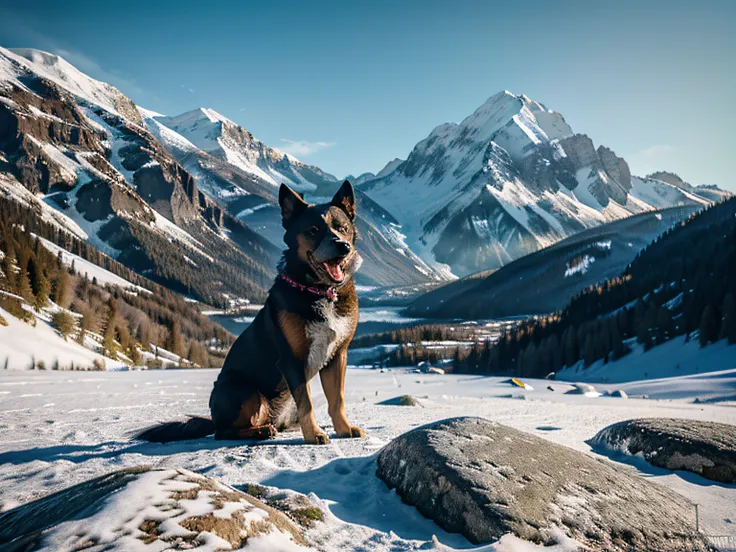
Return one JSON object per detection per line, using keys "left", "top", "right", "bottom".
{"left": 1, "top": 0, "right": 733, "bottom": 189}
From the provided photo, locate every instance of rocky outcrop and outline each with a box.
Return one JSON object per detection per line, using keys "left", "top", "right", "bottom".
{"left": 0, "top": 467, "right": 311, "bottom": 551}
{"left": 647, "top": 171, "right": 692, "bottom": 190}
{"left": 0, "top": 82, "right": 105, "bottom": 193}
{"left": 590, "top": 418, "right": 736, "bottom": 483}
{"left": 597, "top": 145, "right": 631, "bottom": 192}
{"left": 560, "top": 133, "right": 600, "bottom": 172}
{"left": 560, "top": 134, "right": 630, "bottom": 205}
{"left": 376, "top": 417, "right": 708, "bottom": 551}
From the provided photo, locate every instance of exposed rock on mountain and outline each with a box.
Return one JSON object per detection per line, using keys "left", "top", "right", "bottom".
{"left": 407, "top": 205, "right": 700, "bottom": 319}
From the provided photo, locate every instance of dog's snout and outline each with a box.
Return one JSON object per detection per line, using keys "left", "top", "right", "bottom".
{"left": 335, "top": 240, "right": 352, "bottom": 256}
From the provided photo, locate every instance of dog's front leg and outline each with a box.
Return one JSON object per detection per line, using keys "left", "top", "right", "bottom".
{"left": 271, "top": 308, "right": 330, "bottom": 445}
{"left": 290, "top": 380, "right": 330, "bottom": 445}
{"left": 320, "top": 349, "right": 365, "bottom": 438}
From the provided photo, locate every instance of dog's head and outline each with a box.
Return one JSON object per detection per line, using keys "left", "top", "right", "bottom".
{"left": 279, "top": 180, "right": 361, "bottom": 286}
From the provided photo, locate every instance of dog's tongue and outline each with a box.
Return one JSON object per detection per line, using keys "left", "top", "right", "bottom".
{"left": 323, "top": 261, "right": 344, "bottom": 282}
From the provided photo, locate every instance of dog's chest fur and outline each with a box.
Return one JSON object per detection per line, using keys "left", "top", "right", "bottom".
{"left": 305, "top": 300, "right": 352, "bottom": 378}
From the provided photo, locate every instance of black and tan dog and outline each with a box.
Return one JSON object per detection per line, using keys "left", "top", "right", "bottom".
{"left": 137, "top": 180, "right": 364, "bottom": 445}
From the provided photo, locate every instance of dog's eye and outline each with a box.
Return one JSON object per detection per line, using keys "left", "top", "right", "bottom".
{"left": 306, "top": 226, "right": 320, "bottom": 236}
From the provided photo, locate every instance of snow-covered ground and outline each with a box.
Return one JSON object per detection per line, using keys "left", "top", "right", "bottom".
{"left": 0, "top": 306, "right": 125, "bottom": 371}
{"left": 1, "top": 368, "right": 734, "bottom": 550}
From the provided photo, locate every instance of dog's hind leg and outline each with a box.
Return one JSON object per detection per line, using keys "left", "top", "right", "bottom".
{"left": 210, "top": 381, "right": 276, "bottom": 441}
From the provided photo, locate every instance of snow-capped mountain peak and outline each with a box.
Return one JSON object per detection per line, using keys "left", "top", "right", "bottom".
{"left": 1, "top": 47, "right": 143, "bottom": 123}
{"left": 153, "top": 107, "right": 336, "bottom": 193}
{"left": 360, "top": 90, "right": 725, "bottom": 277}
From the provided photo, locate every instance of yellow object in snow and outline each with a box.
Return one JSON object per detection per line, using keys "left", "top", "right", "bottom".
{"left": 511, "top": 378, "right": 534, "bottom": 391}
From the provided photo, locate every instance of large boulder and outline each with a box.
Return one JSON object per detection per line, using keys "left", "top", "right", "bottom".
{"left": 376, "top": 417, "right": 708, "bottom": 551}
{"left": 0, "top": 467, "right": 310, "bottom": 551}
{"left": 590, "top": 418, "right": 736, "bottom": 483}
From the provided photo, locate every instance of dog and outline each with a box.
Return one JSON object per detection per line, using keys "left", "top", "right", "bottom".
{"left": 136, "top": 180, "right": 364, "bottom": 445}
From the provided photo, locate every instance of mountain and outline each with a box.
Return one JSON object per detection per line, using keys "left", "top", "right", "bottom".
{"left": 359, "top": 91, "right": 728, "bottom": 277}
{"left": 344, "top": 158, "right": 404, "bottom": 186}
{"left": 405, "top": 205, "right": 701, "bottom": 319}
{"left": 146, "top": 108, "right": 439, "bottom": 286}
{"left": 0, "top": 47, "right": 279, "bottom": 306}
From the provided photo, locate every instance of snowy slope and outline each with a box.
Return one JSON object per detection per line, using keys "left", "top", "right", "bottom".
{"left": 36, "top": 236, "right": 151, "bottom": 294}
{"left": 0, "top": 47, "right": 280, "bottom": 305}
{"left": 559, "top": 337, "right": 736, "bottom": 385}
{"left": 360, "top": 91, "right": 726, "bottom": 276}
{"left": 0, "top": 306, "right": 125, "bottom": 370}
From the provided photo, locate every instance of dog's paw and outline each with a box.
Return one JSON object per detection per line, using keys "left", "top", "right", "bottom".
{"left": 338, "top": 425, "right": 366, "bottom": 439}
{"left": 305, "top": 431, "right": 330, "bottom": 445}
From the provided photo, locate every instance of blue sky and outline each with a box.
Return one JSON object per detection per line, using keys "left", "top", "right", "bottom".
{"left": 1, "top": 0, "right": 733, "bottom": 189}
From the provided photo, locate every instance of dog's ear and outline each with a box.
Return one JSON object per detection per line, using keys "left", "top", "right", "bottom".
{"left": 279, "top": 184, "right": 308, "bottom": 228}
{"left": 331, "top": 180, "right": 356, "bottom": 220}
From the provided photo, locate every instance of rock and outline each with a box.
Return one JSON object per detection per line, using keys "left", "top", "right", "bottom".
{"left": 378, "top": 394, "right": 418, "bottom": 406}
{"left": 0, "top": 466, "right": 310, "bottom": 551}
{"left": 376, "top": 417, "right": 708, "bottom": 551}
{"left": 590, "top": 418, "right": 736, "bottom": 483}
{"left": 565, "top": 382, "right": 601, "bottom": 396}
{"left": 607, "top": 389, "right": 628, "bottom": 399}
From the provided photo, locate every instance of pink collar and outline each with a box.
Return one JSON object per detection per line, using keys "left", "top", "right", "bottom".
{"left": 278, "top": 272, "right": 337, "bottom": 302}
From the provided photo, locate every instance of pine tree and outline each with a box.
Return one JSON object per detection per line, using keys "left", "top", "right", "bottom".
{"left": 29, "top": 259, "right": 50, "bottom": 311}
{"left": 102, "top": 298, "right": 119, "bottom": 359}
{"left": 699, "top": 304, "right": 718, "bottom": 347}
{"left": 52, "top": 311, "right": 76, "bottom": 341}
{"left": 583, "top": 334, "right": 596, "bottom": 367}
{"left": 720, "top": 293, "right": 735, "bottom": 344}
{"left": 17, "top": 268, "right": 34, "bottom": 303}
{"left": 53, "top": 269, "right": 73, "bottom": 309}
{"left": 166, "top": 319, "right": 186, "bottom": 359}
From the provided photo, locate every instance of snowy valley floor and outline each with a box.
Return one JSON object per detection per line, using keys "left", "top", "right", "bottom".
{"left": 0, "top": 368, "right": 735, "bottom": 551}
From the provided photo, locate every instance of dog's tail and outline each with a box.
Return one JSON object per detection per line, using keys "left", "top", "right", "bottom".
{"left": 134, "top": 416, "right": 215, "bottom": 443}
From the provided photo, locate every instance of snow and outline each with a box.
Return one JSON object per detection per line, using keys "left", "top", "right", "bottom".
{"left": 153, "top": 108, "right": 322, "bottom": 193}
{"left": 630, "top": 176, "right": 710, "bottom": 210}
{"left": 559, "top": 337, "right": 736, "bottom": 386}
{"left": 0, "top": 306, "right": 124, "bottom": 371}
{"left": 1, "top": 48, "right": 131, "bottom": 118}
{"left": 564, "top": 254, "right": 593, "bottom": 277}
{"left": 1, "top": 364, "right": 735, "bottom": 550}
{"left": 36, "top": 236, "right": 150, "bottom": 294}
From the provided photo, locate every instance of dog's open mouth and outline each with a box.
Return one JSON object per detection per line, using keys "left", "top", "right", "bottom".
{"left": 309, "top": 251, "right": 351, "bottom": 284}
{"left": 322, "top": 258, "right": 345, "bottom": 283}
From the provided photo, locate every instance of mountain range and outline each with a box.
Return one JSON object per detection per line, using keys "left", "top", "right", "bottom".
{"left": 0, "top": 46, "right": 730, "bottom": 308}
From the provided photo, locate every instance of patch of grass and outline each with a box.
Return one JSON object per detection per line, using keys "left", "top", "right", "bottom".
{"left": 0, "top": 314, "right": 7, "bottom": 326}
{"left": 399, "top": 395, "right": 418, "bottom": 406}
{"left": 243, "top": 484, "right": 266, "bottom": 499}
{"left": 291, "top": 507, "right": 324, "bottom": 525}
